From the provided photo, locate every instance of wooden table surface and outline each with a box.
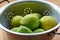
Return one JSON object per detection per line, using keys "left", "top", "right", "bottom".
{"left": 0, "top": 0, "right": 60, "bottom": 40}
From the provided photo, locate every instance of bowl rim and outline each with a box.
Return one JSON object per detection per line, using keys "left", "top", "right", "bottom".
{"left": 0, "top": 0, "right": 60, "bottom": 36}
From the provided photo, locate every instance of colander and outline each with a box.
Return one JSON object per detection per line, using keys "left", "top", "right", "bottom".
{"left": 0, "top": 0, "right": 60, "bottom": 40}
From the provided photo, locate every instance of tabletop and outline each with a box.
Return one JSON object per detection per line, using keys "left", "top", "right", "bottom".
{"left": 0, "top": 0, "right": 60, "bottom": 40}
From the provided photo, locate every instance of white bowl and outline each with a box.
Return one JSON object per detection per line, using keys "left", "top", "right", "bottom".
{"left": 0, "top": 0, "right": 60, "bottom": 36}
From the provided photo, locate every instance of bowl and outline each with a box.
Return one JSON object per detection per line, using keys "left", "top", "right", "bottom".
{"left": 0, "top": 0, "right": 60, "bottom": 40}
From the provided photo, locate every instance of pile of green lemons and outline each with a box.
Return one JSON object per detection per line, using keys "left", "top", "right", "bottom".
{"left": 10, "top": 13, "right": 57, "bottom": 33}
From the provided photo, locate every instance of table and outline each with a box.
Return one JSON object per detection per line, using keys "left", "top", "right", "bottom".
{"left": 0, "top": 0, "right": 60, "bottom": 40}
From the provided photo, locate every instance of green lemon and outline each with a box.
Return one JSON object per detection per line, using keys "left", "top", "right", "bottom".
{"left": 10, "top": 16, "right": 23, "bottom": 28}
{"left": 11, "top": 26, "right": 32, "bottom": 33}
{"left": 40, "top": 16, "right": 57, "bottom": 30}
{"left": 32, "top": 13, "right": 43, "bottom": 18}
{"left": 20, "top": 14, "right": 39, "bottom": 30}
{"left": 33, "top": 29, "right": 44, "bottom": 33}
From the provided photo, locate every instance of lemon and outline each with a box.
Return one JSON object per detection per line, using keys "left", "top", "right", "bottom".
{"left": 34, "top": 29, "right": 44, "bottom": 33}
{"left": 20, "top": 14, "right": 39, "bottom": 30}
{"left": 40, "top": 16, "right": 57, "bottom": 30}
{"left": 11, "top": 26, "right": 32, "bottom": 33}
{"left": 10, "top": 16, "right": 23, "bottom": 28}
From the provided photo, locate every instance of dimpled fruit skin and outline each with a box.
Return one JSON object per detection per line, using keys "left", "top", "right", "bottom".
{"left": 20, "top": 14, "right": 39, "bottom": 30}
{"left": 11, "top": 26, "right": 32, "bottom": 33}
{"left": 10, "top": 16, "right": 23, "bottom": 28}
{"left": 34, "top": 29, "right": 44, "bottom": 33}
{"left": 11, "top": 27, "right": 19, "bottom": 32}
{"left": 40, "top": 16, "right": 57, "bottom": 30}
{"left": 32, "top": 13, "right": 43, "bottom": 18}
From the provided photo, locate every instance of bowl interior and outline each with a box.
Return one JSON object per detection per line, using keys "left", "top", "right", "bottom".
{"left": 0, "top": 1, "right": 60, "bottom": 30}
